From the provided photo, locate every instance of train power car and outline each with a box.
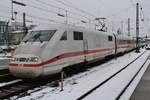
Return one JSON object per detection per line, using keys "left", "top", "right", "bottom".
{"left": 9, "top": 24, "right": 135, "bottom": 78}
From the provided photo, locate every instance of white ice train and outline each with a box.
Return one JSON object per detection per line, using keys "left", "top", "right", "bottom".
{"left": 9, "top": 24, "right": 135, "bottom": 78}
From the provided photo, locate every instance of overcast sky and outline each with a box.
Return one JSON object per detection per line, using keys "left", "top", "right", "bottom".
{"left": 0, "top": 0, "right": 150, "bottom": 36}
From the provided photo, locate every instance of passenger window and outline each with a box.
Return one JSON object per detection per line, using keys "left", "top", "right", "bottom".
{"left": 73, "top": 31, "right": 83, "bottom": 40}
{"left": 60, "top": 31, "right": 67, "bottom": 40}
{"left": 108, "top": 36, "right": 113, "bottom": 41}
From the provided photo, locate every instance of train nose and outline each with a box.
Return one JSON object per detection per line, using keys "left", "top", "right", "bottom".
{"left": 9, "top": 66, "right": 42, "bottom": 78}
{"left": 9, "top": 55, "right": 43, "bottom": 78}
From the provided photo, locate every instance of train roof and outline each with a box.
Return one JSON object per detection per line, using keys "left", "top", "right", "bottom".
{"left": 30, "top": 24, "right": 134, "bottom": 40}
{"left": 31, "top": 23, "right": 113, "bottom": 36}
{"left": 32, "top": 24, "right": 63, "bottom": 31}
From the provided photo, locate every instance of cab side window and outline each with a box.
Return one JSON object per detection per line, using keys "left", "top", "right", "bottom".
{"left": 60, "top": 31, "right": 67, "bottom": 40}
{"left": 73, "top": 31, "right": 83, "bottom": 40}
{"left": 108, "top": 35, "right": 113, "bottom": 41}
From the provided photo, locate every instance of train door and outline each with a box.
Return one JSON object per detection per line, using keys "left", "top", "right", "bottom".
{"left": 113, "top": 33, "right": 117, "bottom": 55}
{"left": 83, "top": 39, "right": 88, "bottom": 62}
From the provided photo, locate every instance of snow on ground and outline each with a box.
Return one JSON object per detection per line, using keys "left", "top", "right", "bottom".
{"left": 10, "top": 49, "right": 150, "bottom": 100}
{"left": 120, "top": 56, "right": 150, "bottom": 100}
{"left": 84, "top": 50, "right": 150, "bottom": 100}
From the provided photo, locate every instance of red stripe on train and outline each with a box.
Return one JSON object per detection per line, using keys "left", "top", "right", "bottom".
{"left": 9, "top": 45, "right": 131, "bottom": 68}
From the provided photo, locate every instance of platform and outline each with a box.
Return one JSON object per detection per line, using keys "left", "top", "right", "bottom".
{"left": 130, "top": 63, "right": 150, "bottom": 100}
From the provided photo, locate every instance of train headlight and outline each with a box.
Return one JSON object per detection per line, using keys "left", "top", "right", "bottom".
{"left": 11, "top": 57, "right": 16, "bottom": 62}
{"left": 11, "top": 57, "right": 19, "bottom": 62}
{"left": 11, "top": 57, "right": 39, "bottom": 62}
{"left": 30, "top": 57, "right": 39, "bottom": 62}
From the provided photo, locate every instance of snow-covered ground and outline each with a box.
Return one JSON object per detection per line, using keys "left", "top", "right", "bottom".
{"left": 84, "top": 50, "right": 150, "bottom": 100}
{"left": 9, "top": 49, "right": 150, "bottom": 100}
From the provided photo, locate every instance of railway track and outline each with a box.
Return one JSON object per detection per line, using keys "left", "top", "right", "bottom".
{"left": 77, "top": 50, "right": 147, "bottom": 100}
{"left": 0, "top": 69, "right": 9, "bottom": 75}
{"left": 0, "top": 69, "right": 17, "bottom": 83}
{"left": 0, "top": 80, "right": 31, "bottom": 99}
{"left": 0, "top": 74, "right": 15, "bottom": 82}
{"left": 0, "top": 77, "right": 59, "bottom": 99}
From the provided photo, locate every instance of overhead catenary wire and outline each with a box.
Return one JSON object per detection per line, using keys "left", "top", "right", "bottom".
{"left": 130, "top": 0, "right": 150, "bottom": 20}
{"left": 0, "top": 0, "right": 149, "bottom": 33}
{"left": 28, "top": 4, "right": 88, "bottom": 22}
{"left": 106, "top": 0, "right": 148, "bottom": 24}
{"left": 55, "top": 0, "right": 138, "bottom": 31}
{"left": 35, "top": 0, "right": 140, "bottom": 26}
{"left": 0, "top": 1, "right": 65, "bottom": 22}
{"left": 130, "top": 0, "right": 135, "bottom": 6}
{"left": 133, "top": 0, "right": 150, "bottom": 34}
{"left": 128, "top": 0, "right": 150, "bottom": 22}
{"left": 0, "top": 9, "right": 11, "bottom": 14}
{"left": 0, "top": 1, "right": 135, "bottom": 21}
{"left": 35, "top": 0, "right": 91, "bottom": 20}
{"left": 26, "top": 13, "right": 88, "bottom": 26}
{"left": 17, "top": 1, "right": 77, "bottom": 19}
{"left": 0, "top": 2, "right": 88, "bottom": 25}
{"left": 129, "top": 0, "right": 150, "bottom": 35}
{"left": 0, "top": 4, "right": 10, "bottom": 9}
{"left": 139, "top": 4, "right": 150, "bottom": 35}
{"left": 63, "top": 0, "right": 97, "bottom": 15}
{"left": 27, "top": 4, "right": 58, "bottom": 15}
{"left": 26, "top": 13, "right": 80, "bottom": 24}
{"left": 106, "top": 6, "right": 134, "bottom": 18}
{"left": 26, "top": 14, "right": 64, "bottom": 24}
{"left": 0, "top": 9, "right": 13, "bottom": 20}
{"left": 0, "top": 6, "right": 64, "bottom": 25}
{"left": 53, "top": 0, "right": 96, "bottom": 17}
{"left": 1, "top": 0, "right": 135, "bottom": 21}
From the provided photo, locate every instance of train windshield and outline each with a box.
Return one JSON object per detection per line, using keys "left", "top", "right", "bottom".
{"left": 23, "top": 30, "right": 56, "bottom": 42}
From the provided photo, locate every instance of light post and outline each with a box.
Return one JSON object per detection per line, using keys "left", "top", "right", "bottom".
{"left": 136, "top": 3, "right": 140, "bottom": 53}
